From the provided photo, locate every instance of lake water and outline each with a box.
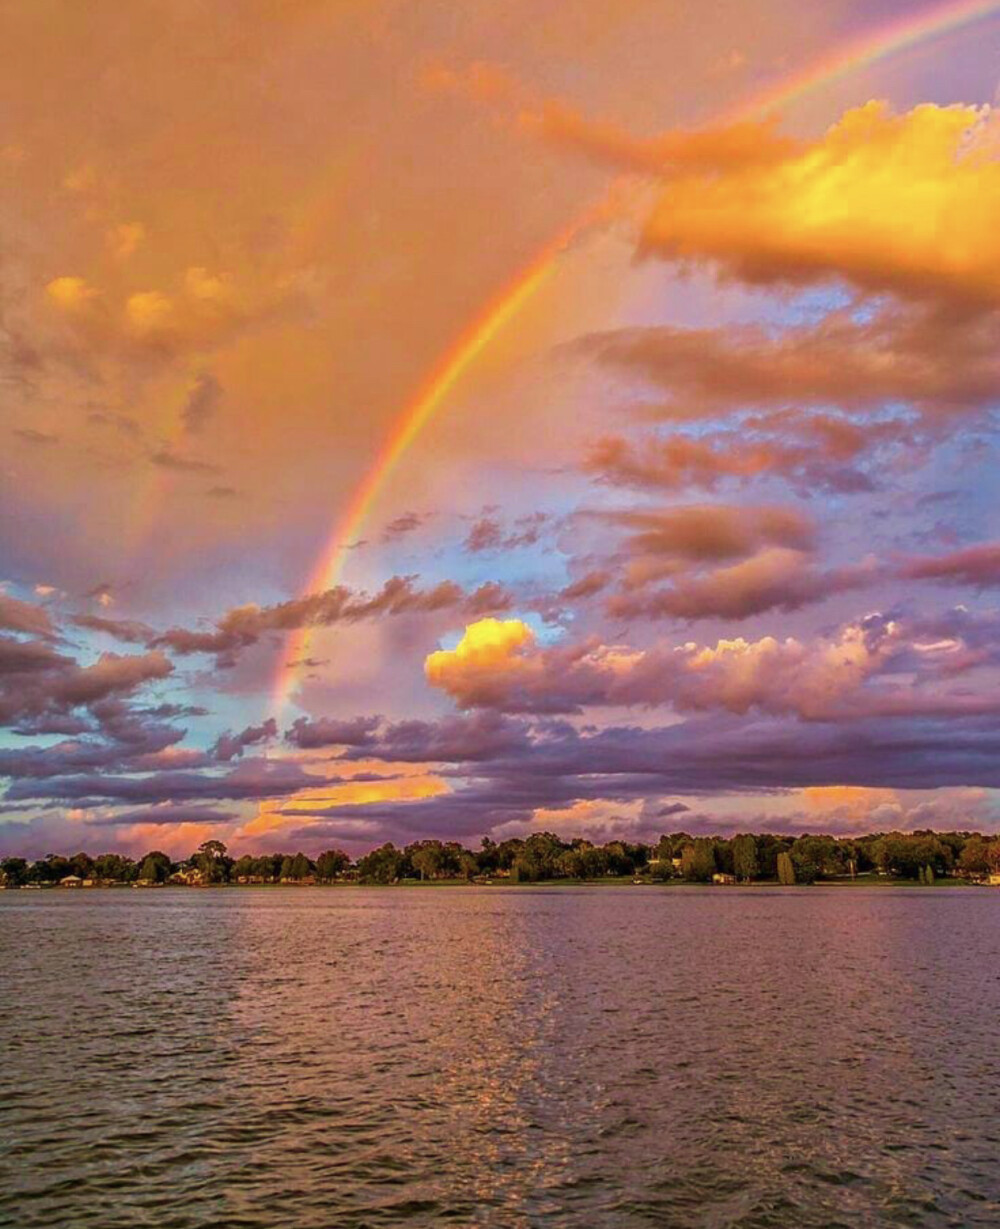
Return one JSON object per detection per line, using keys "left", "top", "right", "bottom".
{"left": 2, "top": 886, "right": 1000, "bottom": 1228}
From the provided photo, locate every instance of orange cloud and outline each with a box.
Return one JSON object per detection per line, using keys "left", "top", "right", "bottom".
{"left": 640, "top": 101, "right": 1000, "bottom": 309}
{"left": 243, "top": 772, "right": 449, "bottom": 837}
{"left": 802, "top": 785, "right": 898, "bottom": 819}
{"left": 425, "top": 617, "right": 541, "bottom": 704}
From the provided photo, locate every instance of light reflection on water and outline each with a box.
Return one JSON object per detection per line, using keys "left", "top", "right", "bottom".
{"left": 2, "top": 886, "right": 1000, "bottom": 1227}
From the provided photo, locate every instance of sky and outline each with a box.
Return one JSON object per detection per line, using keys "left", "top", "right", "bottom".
{"left": 4, "top": 0, "right": 1000, "bottom": 858}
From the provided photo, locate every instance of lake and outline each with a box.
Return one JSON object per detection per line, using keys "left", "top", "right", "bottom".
{"left": 2, "top": 886, "right": 999, "bottom": 1227}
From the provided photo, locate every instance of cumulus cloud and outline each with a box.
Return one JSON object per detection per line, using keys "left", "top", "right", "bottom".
{"left": 585, "top": 421, "right": 887, "bottom": 495}
{"left": 639, "top": 102, "right": 1000, "bottom": 311}
{"left": 152, "top": 576, "right": 513, "bottom": 666}
{"left": 608, "top": 547, "right": 874, "bottom": 621}
{"left": 597, "top": 503, "right": 815, "bottom": 568}
{"left": 571, "top": 505, "right": 864, "bottom": 620}
{"left": 47, "top": 265, "right": 306, "bottom": 362}
{"left": 0, "top": 639, "right": 173, "bottom": 728}
{"left": 578, "top": 308, "right": 1000, "bottom": 422}
{"left": 424, "top": 615, "right": 901, "bottom": 718}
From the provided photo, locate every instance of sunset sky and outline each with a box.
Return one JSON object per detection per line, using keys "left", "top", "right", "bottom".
{"left": 4, "top": 0, "right": 1000, "bottom": 857}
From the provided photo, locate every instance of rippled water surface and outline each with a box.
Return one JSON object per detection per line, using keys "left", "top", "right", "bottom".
{"left": 2, "top": 886, "right": 1000, "bottom": 1228}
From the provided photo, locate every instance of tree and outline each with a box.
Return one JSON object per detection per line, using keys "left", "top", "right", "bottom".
{"left": 478, "top": 837, "right": 499, "bottom": 874}
{"left": 246, "top": 854, "right": 276, "bottom": 882}
{"left": 94, "top": 853, "right": 134, "bottom": 882}
{"left": 603, "top": 841, "right": 635, "bottom": 876}
{"left": 875, "top": 833, "right": 949, "bottom": 880}
{"left": 495, "top": 838, "right": 525, "bottom": 871}
{"left": 409, "top": 841, "right": 445, "bottom": 881}
{"left": 732, "top": 834, "right": 759, "bottom": 883}
{"left": 69, "top": 851, "right": 94, "bottom": 880}
{"left": 791, "top": 835, "right": 841, "bottom": 884}
{"left": 280, "top": 852, "right": 313, "bottom": 881}
{"left": 315, "top": 849, "right": 350, "bottom": 881}
{"left": 191, "top": 839, "right": 232, "bottom": 884}
{"left": 680, "top": 839, "right": 716, "bottom": 882}
{"left": 0, "top": 857, "right": 27, "bottom": 887}
{"left": 756, "top": 836, "right": 789, "bottom": 880}
{"left": 777, "top": 851, "right": 796, "bottom": 885}
{"left": 356, "top": 843, "right": 403, "bottom": 884}
{"left": 138, "top": 851, "right": 172, "bottom": 883}
{"left": 959, "top": 836, "right": 990, "bottom": 878}
{"left": 30, "top": 855, "right": 71, "bottom": 883}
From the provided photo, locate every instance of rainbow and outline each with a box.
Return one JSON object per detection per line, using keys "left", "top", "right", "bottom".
{"left": 274, "top": 0, "right": 1000, "bottom": 713}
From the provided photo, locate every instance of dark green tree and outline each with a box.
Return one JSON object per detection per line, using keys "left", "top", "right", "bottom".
{"left": 94, "top": 853, "right": 134, "bottom": 882}
{"left": 356, "top": 843, "right": 404, "bottom": 884}
{"left": 408, "top": 841, "right": 445, "bottom": 881}
{"left": 732, "top": 834, "right": 759, "bottom": 882}
{"left": 138, "top": 851, "right": 172, "bottom": 883}
{"left": 791, "top": 835, "right": 842, "bottom": 884}
{"left": 315, "top": 849, "right": 350, "bottom": 881}
{"left": 958, "top": 836, "right": 990, "bottom": 877}
{"left": 0, "top": 857, "right": 28, "bottom": 887}
{"left": 680, "top": 839, "right": 716, "bottom": 882}
{"left": 280, "top": 852, "right": 314, "bottom": 880}
{"left": 192, "top": 839, "right": 231, "bottom": 884}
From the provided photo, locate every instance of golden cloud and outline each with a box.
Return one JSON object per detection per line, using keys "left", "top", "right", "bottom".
{"left": 641, "top": 102, "right": 1000, "bottom": 309}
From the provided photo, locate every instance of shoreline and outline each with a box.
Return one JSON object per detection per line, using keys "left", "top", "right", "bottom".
{"left": 1, "top": 876, "right": 985, "bottom": 892}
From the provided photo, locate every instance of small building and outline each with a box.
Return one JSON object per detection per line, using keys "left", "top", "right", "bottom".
{"left": 59, "top": 874, "right": 84, "bottom": 888}
{"left": 712, "top": 873, "right": 737, "bottom": 886}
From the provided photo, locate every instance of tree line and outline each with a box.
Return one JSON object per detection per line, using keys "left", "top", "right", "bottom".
{"left": 2, "top": 828, "right": 1000, "bottom": 888}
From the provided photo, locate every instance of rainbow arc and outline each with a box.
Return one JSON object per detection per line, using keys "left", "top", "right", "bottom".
{"left": 274, "top": 0, "right": 1000, "bottom": 714}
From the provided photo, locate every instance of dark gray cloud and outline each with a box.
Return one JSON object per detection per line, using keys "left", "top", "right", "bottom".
{"left": 286, "top": 715, "right": 380, "bottom": 749}
{"left": 211, "top": 718, "right": 278, "bottom": 762}
{"left": 181, "top": 371, "right": 223, "bottom": 434}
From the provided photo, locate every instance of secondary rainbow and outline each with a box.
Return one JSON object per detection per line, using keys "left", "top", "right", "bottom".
{"left": 275, "top": 0, "right": 1000, "bottom": 713}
